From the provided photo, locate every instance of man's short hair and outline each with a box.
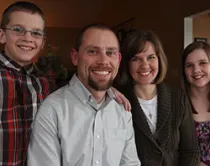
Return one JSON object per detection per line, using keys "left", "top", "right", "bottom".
{"left": 74, "top": 23, "right": 119, "bottom": 51}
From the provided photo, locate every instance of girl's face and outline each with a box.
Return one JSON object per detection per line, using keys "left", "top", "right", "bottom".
{"left": 185, "top": 49, "right": 210, "bottom": 89}
{"left": 129, "top": 41, "right": 159, "bottom": 86}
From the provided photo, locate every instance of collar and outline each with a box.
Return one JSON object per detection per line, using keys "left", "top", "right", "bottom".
{"left": 0, "top": 50, "right": 34, "bottom": 75}
{"left": 69, "top": 74, "right": 115, "bottom": 107}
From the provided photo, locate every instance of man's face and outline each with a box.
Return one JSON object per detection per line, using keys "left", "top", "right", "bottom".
{"left": 0, "top": 11, "right": 45, "bottom": 66}
{"left": 72, "top": 28, "right": 121, "bottom": 92}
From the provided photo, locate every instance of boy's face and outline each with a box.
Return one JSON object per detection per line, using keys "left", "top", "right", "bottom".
{"left": 0, "top": 11, "right": 45, "bottom": 66}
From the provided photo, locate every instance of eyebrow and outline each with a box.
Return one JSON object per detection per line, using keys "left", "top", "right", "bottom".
{"left": 199, "top": 59, "right": 209, "bottom": 62}
{"left": 85, "top": 45, "right": 119, "bottom": 51}
{"left": 186, "top": 59, "right": 209, "bottom": 63}
{"left": 9, "top": 24, "right": 43, "bottom": 31}
{"left": 9, "top": 24, "right": 23, "bottom": 26}
{"left": 85, "top": 46, "right": 99, "bottom": 49}
{"left": 106, "top": 47, "right": 118, "bottom": 51}
{"left": 185, "top": 62, "right": 192, "bottom": 65}
{"left": 185, "top": 59, "right": 209, "bottom": 65}
{"left": 148, "top": 53, "right": 156, "bottom": 56}
{"left": 135, "top": 53, "right": 156, "bottom": 57}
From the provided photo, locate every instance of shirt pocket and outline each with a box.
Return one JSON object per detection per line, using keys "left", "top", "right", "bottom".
{"left": 105, "top": 129, "right": 126, "bottom": 165}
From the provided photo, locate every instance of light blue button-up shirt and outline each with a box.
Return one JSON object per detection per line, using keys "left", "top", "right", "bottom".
{"left": 27, "top": 74, "right": 141, "bottom": 166}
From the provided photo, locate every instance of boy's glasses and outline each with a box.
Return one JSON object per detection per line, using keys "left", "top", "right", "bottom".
{"left": 4, "top": 26, "right": 45, "bottom": 39}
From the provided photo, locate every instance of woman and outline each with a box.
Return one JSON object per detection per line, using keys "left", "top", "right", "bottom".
{"left": 181, "top": 41, "right": 210, "bottom": 166}
{"left": 118, "top": 29, "right": 200, "bottom": 165}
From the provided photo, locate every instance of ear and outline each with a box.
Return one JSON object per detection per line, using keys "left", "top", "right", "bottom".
{"left": 41, "top": 38, "right": 46, "bottom": 49}
{"left": 118, "top": 52, "right": 122, "bottom": 65}
{"left": 0, "top": 29, "right": 6, "bottom": 44}
{"left": 71, "top": 48, "right": 78, "bottom": 66}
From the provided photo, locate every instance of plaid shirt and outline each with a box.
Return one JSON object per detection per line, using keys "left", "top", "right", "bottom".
{"left": 0, "top": 52, "right": 53, "bottom": 166}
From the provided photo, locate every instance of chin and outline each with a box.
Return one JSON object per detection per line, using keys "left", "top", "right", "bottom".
{"left": 89, "top": 79, "right": 113, "bottom": 91}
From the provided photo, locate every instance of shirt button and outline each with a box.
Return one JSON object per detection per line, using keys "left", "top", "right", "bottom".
{"left": 95, "top": 160, "right": 100, "bottom": 164}
{"left": 96, "top": 135, "right": 100, "bottom": 139}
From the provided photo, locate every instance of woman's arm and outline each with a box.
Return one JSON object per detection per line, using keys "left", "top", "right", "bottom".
{"left": 112, "top": 87, "right": 131, "bottom": 112}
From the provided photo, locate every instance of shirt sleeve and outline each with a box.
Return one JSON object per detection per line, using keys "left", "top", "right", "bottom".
{"left": 178, "top": 91, "right": 200, "bottom": 166}
{"left": 27, "top": 101, "right": 61, "bottom": 166}
{"left": 120, "top": 112, "right": 141, "bottom": 166}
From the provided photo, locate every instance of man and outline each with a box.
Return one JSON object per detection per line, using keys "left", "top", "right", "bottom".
{"left": 0, "top": 2, "right": 53, "bottom": 165}
{"left": 27, "top": 24, "right": 141, "bottom": 166}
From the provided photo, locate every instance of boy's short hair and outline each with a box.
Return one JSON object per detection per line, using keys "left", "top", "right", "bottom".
{"left": 1, "top": 1, "right": 45, "bottom": 30}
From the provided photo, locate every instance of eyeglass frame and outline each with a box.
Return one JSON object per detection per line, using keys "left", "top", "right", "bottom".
{"left": 2, "top": 26, "right": 45, "bottom": 39}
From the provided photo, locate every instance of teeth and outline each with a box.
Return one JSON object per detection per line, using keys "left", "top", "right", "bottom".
{"left": 140, "top": 72, "right": 150, "bottom": 76}
{"left": 19, "top": 46, "right": 33, "bottom": 50}
{"left": 93, "top": 71, "right": 109, "bottom": 75}
{"left": 194, "top": 75, "right": 202, "bottom": 79}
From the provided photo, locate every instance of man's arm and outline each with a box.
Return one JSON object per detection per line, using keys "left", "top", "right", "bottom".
{"left": 27, "top": 102, "right": 61, "bottom": 166}
{"left": 120, "top": 113, "right": 141, "bottom": 166}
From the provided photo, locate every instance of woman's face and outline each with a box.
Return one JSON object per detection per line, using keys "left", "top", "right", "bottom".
{"left": 184, "top": 49, "right": 210, "bottom": 89}
{"left": 129, "top": 41, "right": 159, "bottom": 86}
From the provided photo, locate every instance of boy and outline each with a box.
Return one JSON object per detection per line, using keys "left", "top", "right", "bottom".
{"left": 0, "top": 2, "right": 131, "bottom": 165}
{"left": 0, "top": 1, "right": 53, "bottom": 165}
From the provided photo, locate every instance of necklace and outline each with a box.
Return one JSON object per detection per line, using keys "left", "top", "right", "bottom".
{"left": 148, "top": 112, "right": 153, "bottom": 119}
{"left": 137, "top": 95, "right": 157, "bottom": 120}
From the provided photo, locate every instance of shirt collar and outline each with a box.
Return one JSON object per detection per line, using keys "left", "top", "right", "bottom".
{"left": 69, "top": 74, "right": 115, "bottom": 106}
{"left": 0, "top": 51, "right": 34, "bottom": 75}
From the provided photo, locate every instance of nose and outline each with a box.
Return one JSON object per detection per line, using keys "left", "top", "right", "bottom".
{"left": 96, "top": 52, "right": 109, "bottom": 65}
{"left": 140, "top": 59, "right": 149, "bottom": 68}
{"left": 193, "top": 65, "right": 201, "bottom": 73}
{"left": 22, "top": 31, "right": 33, "bottom": 42}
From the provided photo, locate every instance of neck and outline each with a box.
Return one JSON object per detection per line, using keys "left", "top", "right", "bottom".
{"left": 87, "top": 86, "right": 106, "bottom": 103}
{"left": 190, "top": 85, "right": 209, "bottom": 100}
{"left": 77, "top": 75, "right": 107, "bottom": 103}
{"left": 134, "top": 84, "right": 157, "bottom": 100}
{"left": 190, "top": 85, "right": 210, "bottom": 114}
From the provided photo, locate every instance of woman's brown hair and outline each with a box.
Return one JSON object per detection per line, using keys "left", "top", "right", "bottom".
{"left": 118, "top": 29, "right": 168, "bottom": 86}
